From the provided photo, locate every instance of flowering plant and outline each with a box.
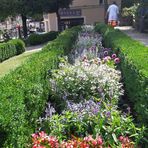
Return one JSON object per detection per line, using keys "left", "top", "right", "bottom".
{"left": 50, "top": 58, "right": 123, "bottom": 103}
{"left": 31, "top": 131, "right": 136, "bottom": 148}
{"left": 31, "top": 131, "right": 59, "bottom": 148}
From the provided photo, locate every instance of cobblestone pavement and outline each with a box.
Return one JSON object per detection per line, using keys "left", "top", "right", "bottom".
{"left": 115, "top": 26, "right": 148, "bottom": 47}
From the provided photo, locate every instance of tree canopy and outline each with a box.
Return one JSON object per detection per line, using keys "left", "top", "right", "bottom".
{"left": 121, "top": 0, "right": 141, "bottom": 8}
{"left": 0, "top": 0, "right": 73, "bottom": 37}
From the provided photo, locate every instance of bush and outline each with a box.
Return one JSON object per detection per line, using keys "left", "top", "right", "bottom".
{"left": 0, "top": 39, "right": 25, "bottom": 62}
{"left": 46, "top": 27, "right": 81, "bottom": 55}
{"left": 9, "top": 39, "right": 25, "bottom": 55}
{"left": 26, "top": 31, "right": 59, "bottom": 46}
{"left": 95, "top": 23, "right": 148, "bottom": 125}
{"left": 0, "top": 26, "right": 81, "bottom": 147}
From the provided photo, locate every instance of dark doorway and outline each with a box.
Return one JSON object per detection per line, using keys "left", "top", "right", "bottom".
{"left": 60, "top": 17, "right": 84, "bottom": 31}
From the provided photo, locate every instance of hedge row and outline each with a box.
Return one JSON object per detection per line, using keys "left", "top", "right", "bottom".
{"left": 25, "top": 31, "right": 59, "bottom": 46}
{"left": 0, "top": 26, "right": 81, "bottom": 147}
{"left": 0, "top": 39, "right": 25, "bottom": 62}
{"left": 95, "top": 23, "right": 148, "bottom": 125}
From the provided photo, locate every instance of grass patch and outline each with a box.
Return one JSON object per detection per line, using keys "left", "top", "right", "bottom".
{"left": 0, "top": 50, "right": 40, "bottom": 78}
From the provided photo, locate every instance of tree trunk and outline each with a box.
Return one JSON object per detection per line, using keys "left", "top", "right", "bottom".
{"left": 21, "top": 14, "right": 27, "bottom": 38}
{"left": 104, "top": 0, "right": 108, "bottom": 24}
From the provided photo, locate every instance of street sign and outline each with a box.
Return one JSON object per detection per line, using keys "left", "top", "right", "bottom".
{"left": 59, "top": 9, "right": 82, "bottom": 17}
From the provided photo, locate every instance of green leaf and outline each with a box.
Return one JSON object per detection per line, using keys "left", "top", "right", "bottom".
{"left": 112, "top": 133, "right": 118, "bottom": 144}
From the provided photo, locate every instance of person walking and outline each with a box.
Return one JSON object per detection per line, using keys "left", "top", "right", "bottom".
{"left": 106, "top": 1, "right": 119, "bottom": 27}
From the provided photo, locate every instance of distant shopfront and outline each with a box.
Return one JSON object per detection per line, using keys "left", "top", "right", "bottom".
{"left": 43, "top": 0, "right": 121, "bottom": 32}
{"left": 43, "top": 8, "right": 85, "bottom": 32}
{"left": 59, "top": 9, "right": 84, "bottom": 30}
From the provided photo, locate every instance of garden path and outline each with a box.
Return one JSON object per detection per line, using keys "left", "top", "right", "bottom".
{"left": 116, "top": 26, "right": 148, "bottom": 47}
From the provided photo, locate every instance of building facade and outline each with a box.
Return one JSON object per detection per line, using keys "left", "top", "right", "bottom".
{"left": 43, "top": 0, "right": 121, "bottom": 32}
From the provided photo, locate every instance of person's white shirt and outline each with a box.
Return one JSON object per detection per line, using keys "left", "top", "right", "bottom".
{"left": 107, "top": 4, "right": 119, "bottom": 21}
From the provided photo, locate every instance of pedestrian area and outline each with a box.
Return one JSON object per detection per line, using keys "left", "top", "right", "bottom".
{"left": 116, "top": 26, "right": 148, "bottom": 47}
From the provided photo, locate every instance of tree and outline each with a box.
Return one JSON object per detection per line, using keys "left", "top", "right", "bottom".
{"left": 121, "top": 0, "right": 141, "bottom": 8}
{"left": 0, "top": 0, "right": 73, "bottom": 38}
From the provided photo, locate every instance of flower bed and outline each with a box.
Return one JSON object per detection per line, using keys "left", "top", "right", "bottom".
{"left": 31, "top": 26, "right": 144, "bottom": 148}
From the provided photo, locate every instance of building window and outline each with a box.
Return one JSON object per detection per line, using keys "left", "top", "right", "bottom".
{"left": 99, "top": 0, "right": 104, "bottom": 5}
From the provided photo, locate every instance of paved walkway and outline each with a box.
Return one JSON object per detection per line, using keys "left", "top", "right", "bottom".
{"left": 26, "top": 44, "right": 44, "bottom": 52}
{"left": 115, "top": 26, "right": 148, "bottom": 47}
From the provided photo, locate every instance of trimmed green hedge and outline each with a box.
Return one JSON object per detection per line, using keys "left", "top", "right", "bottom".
{"left": 25, "top": 31, "right": 59, "bottom": 46}
{"left": 0, "top": 39, "right": 25, "bottom": 62}
{"left": 0, "top": 26, "right": 81, "bottom": 147}
{"left": 95, "top": 23, "right": 148, "bottom": 125}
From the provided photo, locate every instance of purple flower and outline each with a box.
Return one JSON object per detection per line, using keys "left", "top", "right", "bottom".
{"left": 106, "top": 111, "right": 111, "bottom": 118}
{"left": 112, "top": 54, "right": 117, "bottom": 59}
{"left": 114, "top": 58, "right": 120, "bottom": 64}
{"left": 104, "top": 51, "right": 108, "bottom": 56}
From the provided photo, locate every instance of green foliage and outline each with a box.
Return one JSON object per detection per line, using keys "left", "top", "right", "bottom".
{"left": 40, "top": 104, "right": 144, "bottom": 146}
{"left": 121, "top": 4, "right": 138, "bottom": 17}
{"left": 95, "top": 23, "right": 148, "bottom": 125}
{"left": 121, "top": 0, "right": 140, "bottom": 8}
{"left": 25, "top": 31, "right": 59, "bottom": 46}
{"left": 44, "top": 26, "right": 81, "bottom": 55}
{"left": 0, "top": 39, "right": 25, "bottom": 62}
{"left": 0, "top": 26, "right": 80, "bottom": 147}
{"left": 9, "top": 39, "right": 25, "bottom": 55}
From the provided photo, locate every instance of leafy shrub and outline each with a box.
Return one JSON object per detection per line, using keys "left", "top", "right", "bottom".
{"left": 0, "top": 39, "right": 25, "bottom": 62}
{"left": 46, "top": 27, "right": 81, "bottom": 55}
{"left": 0, "top": 26, "right": 80, "bottom": 147}
{"left": 9, "top": 39, "right": 25, "bottom": 55}
{"left": 94, "top": 23, "right": 148, "bottom": 125}
{"left": 26, "top": 31, "right": 59, "bottom": 46}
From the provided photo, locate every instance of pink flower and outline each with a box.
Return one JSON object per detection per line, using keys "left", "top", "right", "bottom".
{"left": 92, "top": 140, "right": 97, "bottom": 146}
{"left": 114, "top": 58, "right": 120, "bottom": 64}
{"left": 106, "top": 56, "right": 111, "bottom": 60}
{"left": 119, "top": 136, "right": 124, "bottom": 142}
{"left": 39, "top": 131, "right": 47, "bottom": 138}
{"left": 111, "top": 54, "right": 117, "bottom": 59}
{"left": 103, "top": 57, "right": 108, "bottom": 63}
{"left": 103, "top": 56, "right": 111, "bottom": 63}
{"left": 96, "top": 136, "right": 103, "bottom": 145}
{"left": 32, "top": 133, "right": 38, "bottom": 139}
